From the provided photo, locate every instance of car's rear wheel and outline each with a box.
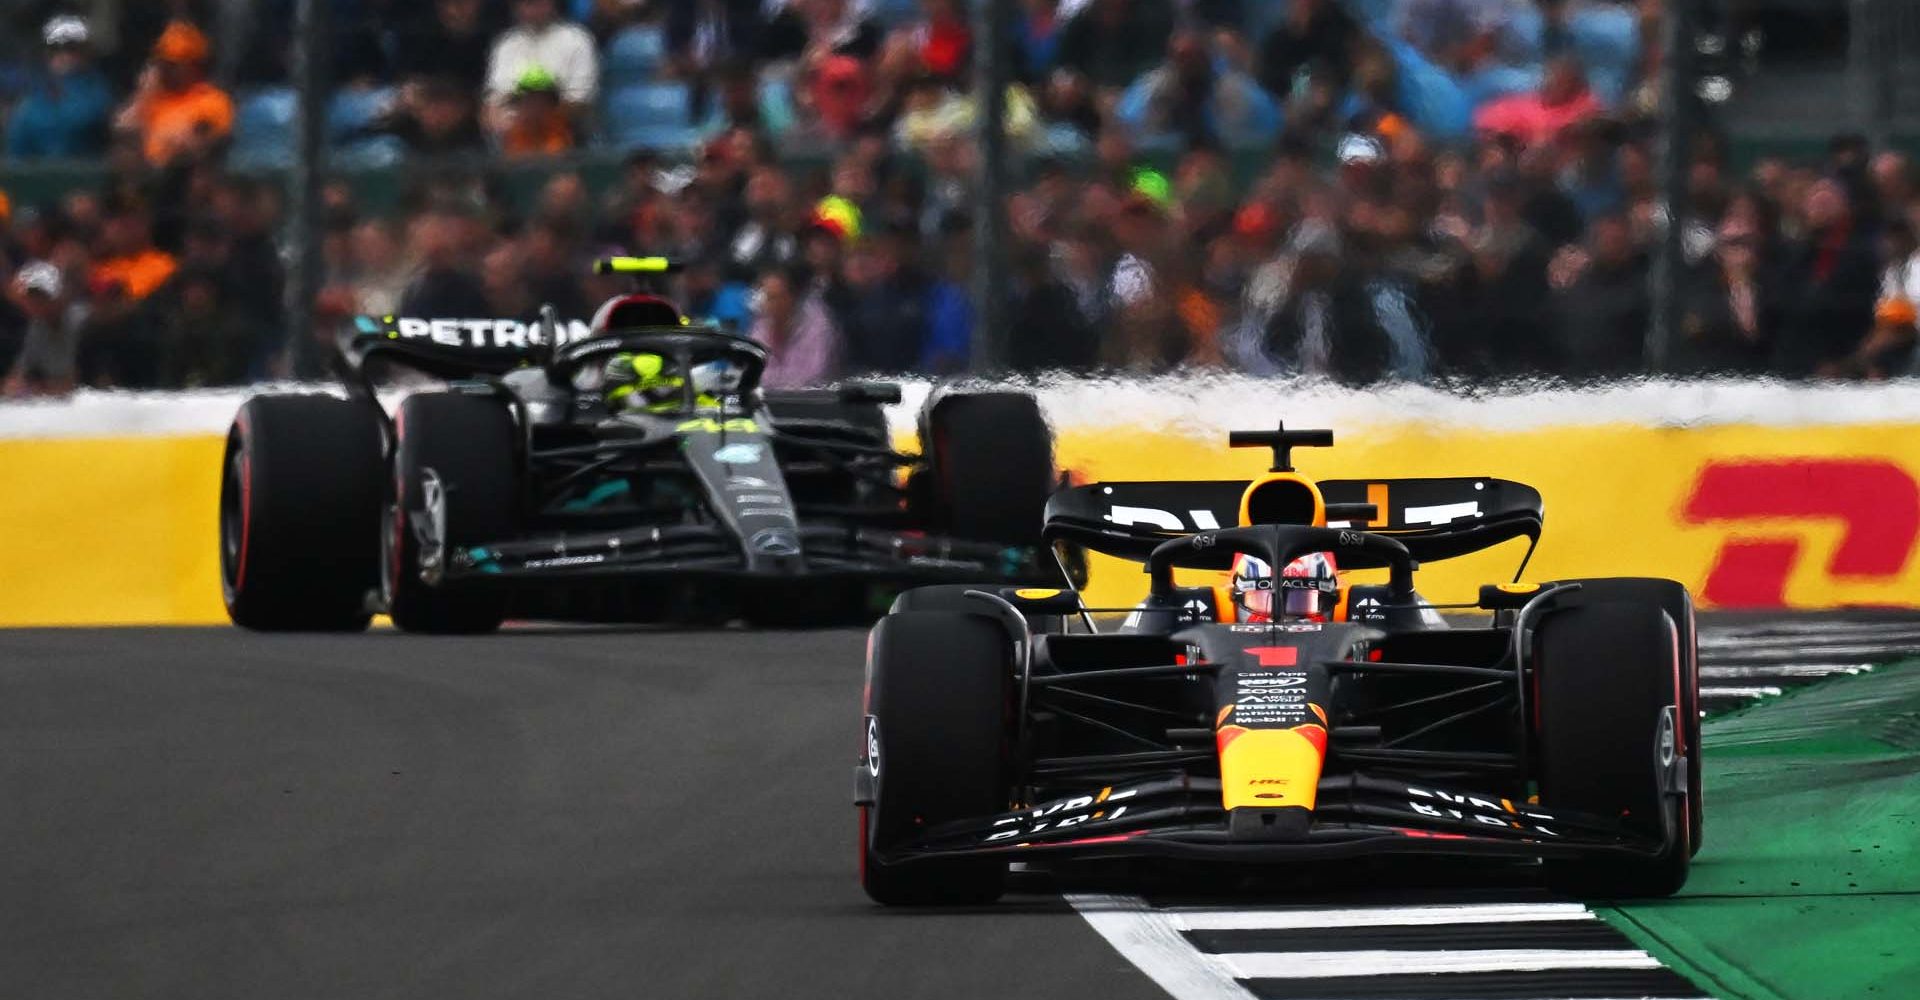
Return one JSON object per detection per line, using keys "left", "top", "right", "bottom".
{"left": 384, "top": 393, "right": 519, "bottom": 634}
{"left": 1552, "top": 578, "right": 1702, "bottom": 856}
{"left": 860, "top": 610, "right": 1013, "bottom": 905}
{"left": 1533, "top": 599, "right": 1691, "bottom": 898}
{"left": 221, "top": 395, "right": 384, "bottom": 631}
{"left": 920, "top": 392, "right": 1053, "bottom": 546}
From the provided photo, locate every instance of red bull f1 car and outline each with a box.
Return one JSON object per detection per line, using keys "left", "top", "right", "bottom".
{"left": 856, "top": 424, "right": 1701, "bottom": 903}
{"left": 219, "top": 257, "right": 1060, "bottom": 633}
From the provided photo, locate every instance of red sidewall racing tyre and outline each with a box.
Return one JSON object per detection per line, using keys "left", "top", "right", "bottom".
{"left": 384, "top": 392, "right": 520, "bottom": 634}
{"left": 1534, "top": 598, "right": 1692, "bottom": 898}
{"left": 860, "top": 610, "right": 1013, "bottom": 905}
{"left": 221, "top": 395, "right": 385, "bottom": 631}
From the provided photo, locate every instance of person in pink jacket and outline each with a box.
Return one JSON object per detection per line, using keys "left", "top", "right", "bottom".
{"left": 1473, "top": 56, "right": 1601, "bottom": 149}
{"left": 749, "top": 268, "right": 842, "bottom": 388}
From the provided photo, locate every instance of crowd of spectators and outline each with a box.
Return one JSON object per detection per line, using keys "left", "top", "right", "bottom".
{"left": 0, "top": 0, "right": 1914, "bottom": 395}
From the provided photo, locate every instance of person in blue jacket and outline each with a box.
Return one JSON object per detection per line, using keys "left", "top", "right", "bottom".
{"left": 5, "top": 16, "right": 113, "bottom": 160}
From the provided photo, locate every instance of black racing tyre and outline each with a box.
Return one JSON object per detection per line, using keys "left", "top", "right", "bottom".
{"left": 220, "top": 395, "right": 385, "bottom": 631}
{"left": 922, "top": 392, "right": 1054, "bottom": 546}
{"left": 1533, "top": 600, "right": 1691, "bottom": 898}
{"left": 860, "top": 611, "right": 1013, "bottom": 905}
{"left": 888, "top": 584, "right": 1062, "bottom": 633}
{"left": 384, "top": 393, "right": 519, "bottom": 634}
{"left": 1552, "top": 578, "right": 1702, "bottom": 856}
{"left": 887, "top": 584, "right": 999, "bottom": 615}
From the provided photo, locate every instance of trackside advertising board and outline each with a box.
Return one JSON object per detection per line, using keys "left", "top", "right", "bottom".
{"left": 0, "top": 399, "right": 1916, "bottom": 624}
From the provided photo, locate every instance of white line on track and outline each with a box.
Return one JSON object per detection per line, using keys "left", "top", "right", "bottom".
{"left": 1167, "top": 902, "right": 1594, "bottom": 931}
{"left": 1701, "top": 663, "right": 1873, "bottom": 678}
{"left": 1696, "top": 644, "right": 1920, "bottom": 663}
{"left": 1217, "top": 948, "right": 1665, "bottom": 979}
{"left": 1704, "top": 621, "right": 1920, "bottom": 648}
{"left": 1705, "top": 620, "right": 1920, "bottom": 640}
{"left": 1701, "top": 685, "right": 1785, "bottom": 699}
{"left": 1066, "top": 893, "right": 1256, "bottom": 1000}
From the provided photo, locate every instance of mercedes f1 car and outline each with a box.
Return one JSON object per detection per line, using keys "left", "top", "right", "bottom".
{"left": 857, "top": 424, "right": 1701, "bottom": 903}
{"left": 219, "top": 257, "right": 1060, "bottom": 633}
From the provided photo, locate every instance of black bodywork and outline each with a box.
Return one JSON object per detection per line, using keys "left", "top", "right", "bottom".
{"left": 343, "top": 316, "right": 1057, "bottom": 619}
{"left": 863, "top": 430, "right": 1690, "bottom": 874}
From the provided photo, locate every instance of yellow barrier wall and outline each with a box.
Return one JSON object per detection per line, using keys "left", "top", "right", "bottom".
{"left": 3, "top": 422, "right": 1917, "bottom": 625}
{"left": 1, "top": 435, "right": 228, "bottom": 626}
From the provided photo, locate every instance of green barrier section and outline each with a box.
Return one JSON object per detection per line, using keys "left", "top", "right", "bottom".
{"left": 1598, "top": 661, "right": 1920, "bottom": 1000}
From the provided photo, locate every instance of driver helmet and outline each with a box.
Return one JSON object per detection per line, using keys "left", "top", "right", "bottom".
{"left": 605, "top": 351, "right": 684, "bottom": 413}
{"left": 1230, "top": 551, "right": 1338, "bottom": 623}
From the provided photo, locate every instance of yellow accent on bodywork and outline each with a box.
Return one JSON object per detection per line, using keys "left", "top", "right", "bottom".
{"left": 1217, "top": 723, "right": 1328, "bottom": 811}
{"left": 676, "top": 417, "right": 758, "bottom": 433}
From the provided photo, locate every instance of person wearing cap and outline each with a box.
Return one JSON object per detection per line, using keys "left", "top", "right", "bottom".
{"left": 485, "top": 0, "right": 598, "bottom": 121}
{"left": 5, "top": 16, "right": 113, "bottom": 160}
{"left": 498, "top": 66, "right": 577, "bottom": 157}
{"left": 3, "top": 261, "right": 84, "bottom": 397}
{"left": 114, "top": 21, "right": 235, "bottom": 167}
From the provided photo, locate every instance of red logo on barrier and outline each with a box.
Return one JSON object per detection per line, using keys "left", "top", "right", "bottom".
{"left": 1682, "top": 459, "right": 1919, "bottom": 607}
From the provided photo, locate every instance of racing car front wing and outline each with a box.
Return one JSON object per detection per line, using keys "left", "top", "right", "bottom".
{"left": 437, "top": 521, "right": 1055, "bottom": 587}
{"left": 865, "top": 767, "right": 1683, "bottom": 868}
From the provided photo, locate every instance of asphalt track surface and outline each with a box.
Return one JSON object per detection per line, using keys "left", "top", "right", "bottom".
{"left": 0, "top": 627, "right": 1165, "bottom": 1000}
{"left": 5, "top": 617, "right": 1912, "bottom": 999}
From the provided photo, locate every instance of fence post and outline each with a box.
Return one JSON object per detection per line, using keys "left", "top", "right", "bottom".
{"left": 969, "top": 0, "right": 1013, "bottom": 375}
{"left": 1647, "top": 0, "right": 1698, "bottom": 373}
{"left": 287, "top": 0, "right": 329, "bottom": 377}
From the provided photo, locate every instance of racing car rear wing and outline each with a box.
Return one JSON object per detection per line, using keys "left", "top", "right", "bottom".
{"left": 1042, "top": 476, "right": 1542, "bottom": 576}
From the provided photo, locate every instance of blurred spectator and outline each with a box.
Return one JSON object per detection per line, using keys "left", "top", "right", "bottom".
{"left": 800, "top": 54, "right": 873, "bottom": 142}
{"left": 1551, "top": 212, "right": 1647, "bottom": 377}
{"left": 1675, "top": 216, "right": 1774, "bottom": 375}
{"left": 1227, "top": 217, "right": 1399, "bottom": 382}
{"left": 759, "top": 0, "right": 882, "bottom": 64}
{"left": 1472, "top": 55, "right": 1599, "bottom": 148}
{"left": 113, "top": 22, "right": 234, "bottom": 169}
{"left": 400, "top": 204, "right": 493, "bottom": 318}
{"left": 668, "top": 0, "right": 767, "bottom": 79}
{"left": 2, "top": 261, "right": 85, "bottom": 397}
{"left": 749, "top": 267, "right": 839, "bottom": 386}
{"left": 485, "top": 0, "right": 600, "bottom": 118}
{"left": 376, "top": 77, "right": 488, "bottom": 156}
{"left": 76, "top": 196, "right": 176, "bottom": 387}
{"left": 159, "top": 263, "right": 249, "bottom": 386}
{"left": 1257, "top": 0, "right": 1360, "bottom": 99}
{"left": 499, "top": 67, "right": 579, "bottom": 156}
{"left": 838, "top": 226, "right": 929, "bottom": 373}
{"left": 1828, "top": 218, "right": 1920, "bottom": 379}
{"left": 1116, "top": 31, "right": 1278, "bottom": 149}
{"left": 920, "top": 216, "right": 974, "bottom": 372}
{"left": 397, "top": 0, "right": 500, "bottom": 93}
{"left": 5, "top": 16, "right": 113, "bottom": 160}
{"left": 1006, "top": 242, "right": 1097, "bottom": 372}
{"left": 1056, "top": 0, "right": 1171, "bottom": 92}
{"left": 1772, "top": 178, "right": 1879, "bottom": 377}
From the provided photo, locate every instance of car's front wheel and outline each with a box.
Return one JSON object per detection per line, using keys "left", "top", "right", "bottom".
{"left": 1534, "top": 599, "right": 1692, "bottom": 898}
{"left": 860, "top": 610, "right": 1014, "bottom": 905}
{"left": 384, "top": 392, "right": 519, "bottom": 634}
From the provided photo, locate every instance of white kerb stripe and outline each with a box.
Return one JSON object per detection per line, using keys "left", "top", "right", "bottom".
{"left": 1219, "top": 948, "right": 1664, "bottom": 979}
{"left": 1702, "top": 685, "right": 1784, "bottom": 698}
{"left": 1169, "top": 902, "right": 1594, "bottom": 931}
{"left": 1065, "top": 894, "right": 1256, "bottom": 1000}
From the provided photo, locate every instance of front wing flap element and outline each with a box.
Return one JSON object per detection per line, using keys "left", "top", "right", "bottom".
{"left": 439, "top": 522, "right": 1053, "bottom": 584}
{"left": 876, "top": 772, "right": 1670, "bottom": 866}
